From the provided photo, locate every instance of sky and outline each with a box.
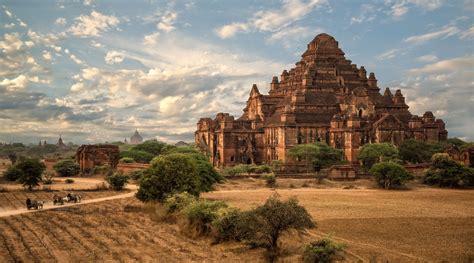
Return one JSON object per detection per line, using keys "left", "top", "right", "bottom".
{"left": 0, "top": 0, "right": 473, "bottom": 144}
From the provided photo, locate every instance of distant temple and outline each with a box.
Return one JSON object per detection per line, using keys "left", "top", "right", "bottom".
{"left": 57, "top": 134, "right": 66, "bottom": 148}
{"left": 195, "top": 33, "right": 448, "bottom": 169}
{"left": 130, "top": 129, "right": 143, "bottom": 145}
{"left": 76, "top": 144, "right": 120, "bottom": 173}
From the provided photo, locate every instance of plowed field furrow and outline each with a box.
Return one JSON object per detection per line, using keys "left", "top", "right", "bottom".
{"left": 42, "top": 213, "right": 102, "bottom": 261}
{"left": 10, "top": 193, "right": 27, "bottom": 209}
{"left": 8, "top": 216, "right": 57, "bottom": 262}
{"left": 0, "top": 224, "right": 21, "bottom": 263}
{"left": 28, "top": 212, "right": 94, "bottom": 261}
{"left": 54, "top": 212, "right": 128, "bottom": 262}
{"left": 18, "top": 214, "right": 62, "bottom": 262}
{"left": 2, "top": 193, "right": 20, "bottom": 210}
{"left": 1, "top": 218, "right": 39, "bottom": 262}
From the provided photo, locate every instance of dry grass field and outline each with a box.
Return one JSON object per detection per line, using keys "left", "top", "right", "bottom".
{"left": 0, "top": 178, "right": 472, "bottom": 262}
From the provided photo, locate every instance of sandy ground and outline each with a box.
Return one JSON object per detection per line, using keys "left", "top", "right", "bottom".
{"left": 204, "top": 184, "right": 474, "bottom": 262}
{"left": 0, "top": 178, "right": 472, "bottom": 262}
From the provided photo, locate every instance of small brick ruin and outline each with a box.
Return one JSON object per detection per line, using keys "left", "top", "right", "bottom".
{"left": 76, "top": 144, "right": 120, "bottom": 173}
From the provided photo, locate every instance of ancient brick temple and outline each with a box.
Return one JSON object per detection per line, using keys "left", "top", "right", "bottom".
{"left": 195, "top": 33, "right": 448, "bottom": 168}
{"left": 76, "top": 145, "right": 120, "bottom": 173}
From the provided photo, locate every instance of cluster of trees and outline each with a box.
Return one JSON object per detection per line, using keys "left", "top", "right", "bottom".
{"left": 0, "top": 142, "right": 76, "bottom": 161}
{"left": 119, "top": 140, "right": 186, "bottom": 163}
{"left": 358, "top": 140, "right": 474, "bottom": 189}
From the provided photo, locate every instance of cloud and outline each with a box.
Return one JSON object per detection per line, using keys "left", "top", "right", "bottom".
{"left": 71, "top": 82, "right": 84, "bottom": 92}
{"left": 42, "top": 50, "right": 52, "bottom": 60}
{"left": 460, "top": 26, "right": 474, "bottom": 40}
{"left": 409, "top": 56, "right": 474, "bottom": 74}
{"left": 404, "top": 26, "right": 460, "bottom": 44}
{"left": 157, "top": 11, "right": 177, "bottom": 33}
{"left": 376, "top": 48, "right": 399, "bottom": 60}
{"left": 105, "top": 50, "right": 125, "bottom": 64}
{"left": 84, "top": 0, "right": 92, "bottom": 6}
{"left": 0, "top": 75, "right": 28, "bottom": 91}
{"left": 68, "top": 11, "right": 120, "bottom": 37}
{"left": 215, "top": 0, "right": 327, "bottom": 38}
{"left": 216, "top": 23, "right": 249, "bottom": 39}
{"left": 70, "top": 54, "right": 84, "bottom": 65}
{"left": 54, "top": 17, "right": 67, "bottom": 26}
{"left": 0, "top": 33, "right": 24, "bottom": 54}
{"left": 416, "top": 54, "right": 438, "bottom": 62}
{"left": 4, "top": 9, "right": 12, "bottom": 17}
{"left": 267, "top": 26, "right": 322, "bottom": 48}
{"left": 4, "top": 23, "right": 15, "bottom": 29}
{"left": 143, "top": 32, "right": 160, "bottom": 46}
{"left": 386, "top": 0, "right": 444, "bottom": 18}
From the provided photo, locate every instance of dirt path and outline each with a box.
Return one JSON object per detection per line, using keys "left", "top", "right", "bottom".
{"left": 0, "top": 182, "right": 138, "bottom": 218}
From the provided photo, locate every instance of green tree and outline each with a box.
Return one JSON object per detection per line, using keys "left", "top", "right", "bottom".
{"left": 424, "top": 153, "right": 474, "bottom": 187}
{"left": 358, "top": 143, "right": 399, "bottom": 170}
{"left": 16, "top": 159, "right": 46, "bottom": 190}
{"left": 132, "top": 140, "right": 167, "bottom": 156}
{"left": 188, "top": 153, "right": 223, "bottom": 192}
{"left": 369, "top": 161, "right": 414, "bottom": 189}
{"left": 289, "top": 143, "right": 343, "bottom": 178}
{"left": 2, "top": 165, "right": 22, "bottom": 181}
{"left": 119, "top": 157, "right": 135, "bottom": 163}
{"left": 106, "top": 172, "right": 129, "bottom": 190}
{"left": 120, "top": 150, "right": 154, "bottom": 163}
{"left": 53, "top": 159, "right": 80, "bottom": 177}
{"left": 445, "top": 137, "right": 467, "bottom": 148}
{"left": 240, "top": 195, "right": 316, "bottom": 262}
{"left": 136, "top": 153, "right": 200, "bottom": 202}
{"left": 398, "top": 139, "right": 443, "bottom": 164}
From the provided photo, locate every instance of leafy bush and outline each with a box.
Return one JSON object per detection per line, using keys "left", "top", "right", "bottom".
{"left": 65, "top": 178, "right": 75, "bottom": 184}
{"left": 136, "top": 153, "right": 200, "bottom": 202}
{"left": 2, "top": 165, "right": 22, "bottom": 181}
{"left": 120, "top": 157, "right": 134, "bottom": 163}
{"left": 128, "top": 170, "right": 144, "bottom": 180}
{"left": 303, "top": 238, "right": 346, "bottom": 263}
{"left": 369, "top": 161, "right": 413, "bottom": 189}
{"left": 106, "top": 173, "right": 129, "bottom": 190}
{"left": 222, "top": 164, "right": 274, "bottom": 176}
{"left": 424, "top": 153, "right": 474, "bottom": 187}
{"left": 184, "top": 199, "right": 234, "bottom": 236}
{"left": 289, "top": 143, "right": 343, "bottom": 173}
{"left": 164, "top": 192, "right": 197, "bottom": 213}
{"left": 92, "top": 165, "right": 112, "bottom": 176}
{"left": 53, "top": 159, "right": 80, "bottom": 177}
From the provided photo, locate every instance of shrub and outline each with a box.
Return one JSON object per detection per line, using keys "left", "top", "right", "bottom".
{"left": 424, "top": 153, "right": 474, "bottom": 187}
{"left": 303, "top": 238, "right": 346, "bottom": 263}
{"left": 128, "top": 170, "right": 144, "bottom": 180}
{"left": 164, "top": 192, "right": 197, "bottom": 213}
{"left": 92, "top": 165, "right": 112, "bottom": 176}
{"left": 136, "top": 153, "right": 200, "bottom": 202}
{"left": 65, "top": 178, "right": 75, "bottom": 184}
{"left": 3, "top": 165, "right": 22, "bottom": 181}
{"left": 106, "top": 173, "right": 129, "bottom": 190}
{"left": 369, "top": 161, "right": 413, "bottom": 189}
{"left": 120, "top": 157, "right": 135, "bottom": 163}
{"left": 53, "top": 159, "right": 80, "bottom": 177}
{"left": 399, "top": 139, "right": 443, "bottom": 164}
{"left": 184, "top": 199, "right": 233, "bottom": 236}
